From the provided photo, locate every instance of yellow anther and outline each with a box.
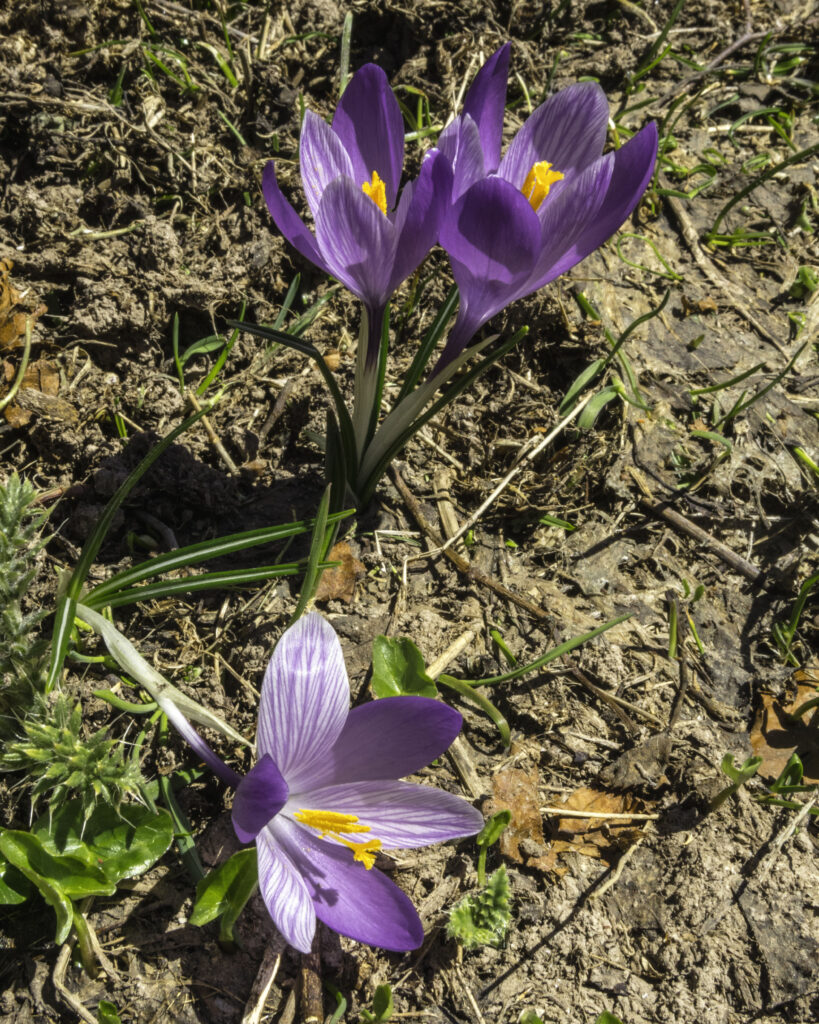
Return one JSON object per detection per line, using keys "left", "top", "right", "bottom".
{"left": 362, "top": 170, "right": 387, "bottom": 215}
{"left": 521, "top": 160, "right": 565, "bottom": 211}
{"left": 295, "top": 808, "right": 383, "bottom": 870}
{"left": 294, "top": 809, "right": 370, "bottom": 834}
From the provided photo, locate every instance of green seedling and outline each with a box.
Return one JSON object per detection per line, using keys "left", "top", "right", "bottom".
{"left": 755, "top": 753, "right": 819, "bottom": 818}
{"left": 773, "top": 572, "right": 819, "bottom": 666}
{"left": 710, "top": 754, "right": 763, "bottom": 810}
{"left": 476, "top": 810, "right": 511, "bottom": 887}
{"left": 360, "top": 984, "right": 394, "bottom": 1023}
{"left": 447, "top": 864, "right": 510, "bottom": 950}
{"left": 789, "top": 266, "right": 818, "bottom": 300}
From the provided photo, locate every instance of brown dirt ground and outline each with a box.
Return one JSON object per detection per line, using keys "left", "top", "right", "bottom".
{"left": 1, "top": 0, "right": 818, "bottom": 1022}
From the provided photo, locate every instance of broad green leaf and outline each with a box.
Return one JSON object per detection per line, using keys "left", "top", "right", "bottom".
{"left": 0, "top": 833, "right": 78, "bottom": 943}
{"left": 190, "top": 848, "right": 258, "bottom": 931}
{"left": 32, "top": 800, "right": 174, "bottom": 885}
{"left": 371, "top": 636, "right": 437, "bottom": 699}
{"left": 0, "top": 849, "right": 33, "bottom": 905}
{"left": 0, "top": 830, "right": 115, "bottom": 902}
{"left": 596, "top": 1014, "right": 625, "bottom": 1024}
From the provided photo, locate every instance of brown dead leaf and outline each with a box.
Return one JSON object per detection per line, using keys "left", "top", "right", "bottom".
{"left": 750, "top": 670, "right": 819, "bottom": 783}
{"left": 681, "top": 293, "right": 718, "bottom": 316}
{"left": 484, "top": 764, "right": 555, "bottom": 873}
{"left": 541, "top": 787, "right": 646, "bottom": 872}
{"left": 314, "top": 542, "right": 365, "bottom": 604}
{"left": 0, "top": 258, "right": 46, "bottom": 350}
{"left": 3, "top": 358, "right": 78, "bottom": 427}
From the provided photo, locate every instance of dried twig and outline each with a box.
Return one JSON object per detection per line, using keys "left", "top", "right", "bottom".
{"left": 242, "top": 937, "right": 285, "bottom": 1024}
{"left": 629, "top": 467, "right": 762, "bottom": 582}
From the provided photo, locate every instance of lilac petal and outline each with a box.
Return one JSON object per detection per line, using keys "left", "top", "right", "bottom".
{"left": 437, "top": 115, "right": 486, "bottom": 201}
{"left": 462, "top": 43, "right": 511, "bottom": 172}
{"left": 299, "top": 780, "right": 483, "bottom": 848}
{"left": 256, "top": 829, "right": 316, "bottom": 953}
{"left": 388, "top": 151, "right": 452, "bottom": 292}
{"left": 257, "top": 613, "right": 350, "bottom": 792}
{"left": 333, "top": 64, "right": 404, "bottom": 209}
{"left": 232, "top": 754, "right": 289, "bottom": 844}
{"left": 499, "top": 82, "right": 609, "bottom": 190}
{"left": 299, "top": 110, "right": 356, "bottom": 219}
{"left": 437, "top": 176, "right": 541, "bottom": 364}
{"left": 274, "top": 817, "right": 424, "bottom": 951}
{"left": 262, "top": 162, "right": 330, "bottom": 275}
{"left": 295, "top": 696, "right": 463, "bottom": 790}
{"left": 314, "top": 175, "right": 397, "bottom": 309}
{"left": 538, "top": 122, "right": 658, "bottom": 283}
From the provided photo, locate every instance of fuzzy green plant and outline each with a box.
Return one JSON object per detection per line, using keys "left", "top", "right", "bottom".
{"left": 447, "top": 864, "right": 510, "bottom": 949}
{"left": 0, "top": 473, "right": 50, "bottom": 722}
{"left": 1, "top": 693, "right": 146, "bottom": 819}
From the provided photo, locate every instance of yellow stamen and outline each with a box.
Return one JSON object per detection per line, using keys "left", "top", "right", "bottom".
{"left": 521, "top": 160, "right": 565, "bottom": 211}
{"left": 362, "top": 170, "right": 387, "bottom": 215}
{"left": 295, "top": 808, "right": 383, "bottom": 870}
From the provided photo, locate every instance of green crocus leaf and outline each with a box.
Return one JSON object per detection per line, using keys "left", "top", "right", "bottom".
{"left": 371, "top": 636, "right": 437, "bottom": 699}
{"left": 190, "top": 847, "right": 259, "bottom": 942}
{"left": 32, "top": 800, "right": 174, "bottom": 885}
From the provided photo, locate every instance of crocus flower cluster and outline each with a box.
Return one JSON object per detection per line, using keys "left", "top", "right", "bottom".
{"left": 260, "top": 45, "right": 657, "bottom": 504}
{"left": 175, "top": 613, "right": 482, "bottom": 952}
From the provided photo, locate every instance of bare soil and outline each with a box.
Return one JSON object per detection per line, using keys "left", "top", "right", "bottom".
{"left": 1, "top": 1, "right": 818, "bottom": 1023}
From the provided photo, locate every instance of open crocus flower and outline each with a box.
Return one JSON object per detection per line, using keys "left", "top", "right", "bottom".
{"left": 435, "top": 44, "right": 658, "bottom": 371}
{"left": 230, "top": 613, "right": 483, "bottom": 953}
{"left": 262, "top": 64, "right": 451, "bottom": 374}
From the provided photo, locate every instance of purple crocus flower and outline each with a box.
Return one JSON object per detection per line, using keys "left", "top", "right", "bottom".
{"left": 230, "top": 613, "right": 483, "bottom": 953}
{"left": 262, "top": 65, "right": 451, "bottom": 370}
{"left": 435, "top": 44, "right": 659, "bottom": 370}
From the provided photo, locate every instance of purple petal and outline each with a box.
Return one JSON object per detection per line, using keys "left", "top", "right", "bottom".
{"left": 262, "top": 162, "right": 330, "bottom": 274}
{"left": 299, "top": 780, "right": 483, "bottom": 848}
{"left": 232, "top": 754, "right": 289, "bottom": 844}
{"left": 437, "top": 115, "right": 487, "bottom": 201}
{"left": 295, "top": 696, "right": 464, "bottom": 790}
{"left": 257, "top": 613, "right": 350, "bottom": 792}
{"left": 388, "top": 151, "right": 452, "bottom": 292}
{"left": 540, "top": 122, "right": 658, "bottom": 282}
{"left": 462, "top": 43, "right": 511, "bottom": 172}
{"left": 314, "top": 175, "right": 397, "bottom": 309}
{"left": 256, "top": 829, "right": 316, "bottom": 953}
{"left": 299, "top": 110, "right": 355, "bottom": 219}
{"left": 499, "top": 82, "right": 609, "bottom": 191}
{"left": 524, "top": 153, "right": 615, "bottom": 288}
{"left": 273, "top": 817, "right": 424, "bottom": 951}
{"left": 436, "top": 176, "right": 542, "bottom": 365}
{"left": 332, "top": 64, "right": 404, "bottom": 209}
